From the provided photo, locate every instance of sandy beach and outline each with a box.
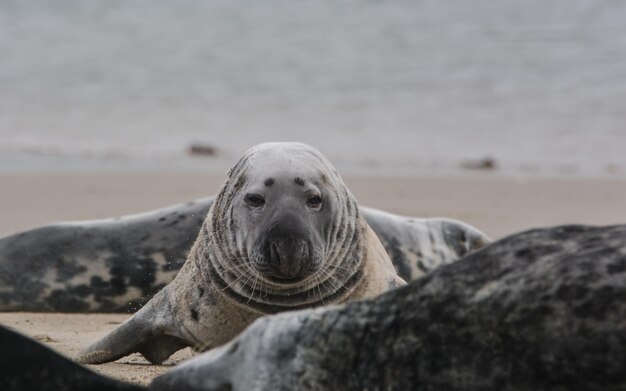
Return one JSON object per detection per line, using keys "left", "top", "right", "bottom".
{"left": 2, "top": 171, "right": 626, "bottom": 385}
{"left": 2, "top": 171, "right": 626, "bottom": 239}
{"left": 0, "top": 312, "right": 192, "bottom": 386}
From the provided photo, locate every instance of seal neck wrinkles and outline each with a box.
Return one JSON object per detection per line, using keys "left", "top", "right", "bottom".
{"left": 203, "top": 205, "right": 365, "bottom": 314}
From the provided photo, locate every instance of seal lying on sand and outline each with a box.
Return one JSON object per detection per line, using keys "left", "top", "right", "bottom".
{"left": 0, "top": 186, "right": 489, "bottom": 314}
{"left": 0, "top": 325, "right": 143, "bottom": 391}
{"left": 151, "top": 224, "right": 626, "bottom": 391}
{"left": 78, "top": 142, "right": 406, "bottom": 365}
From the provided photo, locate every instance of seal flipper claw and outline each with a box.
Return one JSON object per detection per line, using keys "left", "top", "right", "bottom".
{"left": 138, "top": 334, "right": 189, "bottom": 365}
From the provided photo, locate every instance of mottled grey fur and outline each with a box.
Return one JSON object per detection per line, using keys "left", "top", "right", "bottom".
{"left": 152, "top": 224, "right": 626, "bottom": 391}
{"left": 0, "top": 200, "right": 488, "bottom": 313}
{"left": 0, "top": 201, "right": 204, "bottom": 312}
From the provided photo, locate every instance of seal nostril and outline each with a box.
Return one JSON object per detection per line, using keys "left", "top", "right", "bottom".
{"left": 271, "top": 242, "right": 280, "bottom": 264}
{"left": 300, "top": 241, "right": 309, "bottom": 263}
{"left": 267, "top": 241, "right": 309, "bottom": 280}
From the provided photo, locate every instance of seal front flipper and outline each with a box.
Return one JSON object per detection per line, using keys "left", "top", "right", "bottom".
{"left": 77, "top": 287, "right": 191, "bottom": 365}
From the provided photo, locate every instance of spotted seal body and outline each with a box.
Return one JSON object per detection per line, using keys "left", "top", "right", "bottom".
{"left": 0, "top": 201, "right": 205, "bottom": 312}
{"left": 0, "top": 198, "right": 488, "bottom": 313}
{"left": 151, "top": 224, "right": 626, "bottom": 391}
{"left": 362, "top": 207, "right": 488, "bottom": 280}
{"left": 78, "top": 142, "right": 405, "bottom": 365}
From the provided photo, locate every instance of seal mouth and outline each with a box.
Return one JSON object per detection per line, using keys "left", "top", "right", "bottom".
{"left": 264, "top": 274, "right": 307, "bottom": 286}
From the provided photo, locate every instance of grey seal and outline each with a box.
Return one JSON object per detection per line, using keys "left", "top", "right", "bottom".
{"left": 151, "top": 224, "right": 626, "bottom": 391}
{"left": 77, "top": 142, "right": 405, "bottom": 365}
{"left": 0, "top": 192, "right": 488, "bottom": 313}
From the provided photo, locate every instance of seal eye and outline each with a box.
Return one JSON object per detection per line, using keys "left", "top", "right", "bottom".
{"left": 245, "top": 194, "right": 265, "bottom": 208}
{"left": 306, "top": 195, "right": 322, "bottom": 209}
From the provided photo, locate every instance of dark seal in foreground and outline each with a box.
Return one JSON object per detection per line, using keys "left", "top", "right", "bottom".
{"left": 0, "top": 325, "right": 143, "bottom": 391}
{"left": 152, "top": 224, "right": 626, "bottom": 391}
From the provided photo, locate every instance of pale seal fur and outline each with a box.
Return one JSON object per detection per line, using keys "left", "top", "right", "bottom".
{"left": 77, "top": 142, "right": 405, "bottom": 364}
{"left": 0, "top": 200, "right": 489, "bottom": 313}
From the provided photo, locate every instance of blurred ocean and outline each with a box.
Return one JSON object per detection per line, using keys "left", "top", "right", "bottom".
{"left": 1, "top": 0, "right": 625, "bottom": 176}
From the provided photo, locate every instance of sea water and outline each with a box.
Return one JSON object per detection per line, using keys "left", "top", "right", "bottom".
{"left": 1, "top": 0, "right": 625, "bottom": 176}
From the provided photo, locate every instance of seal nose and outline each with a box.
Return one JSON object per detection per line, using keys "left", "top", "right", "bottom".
{"left": 268, "top": 240, "right": 308, "bottom": 280}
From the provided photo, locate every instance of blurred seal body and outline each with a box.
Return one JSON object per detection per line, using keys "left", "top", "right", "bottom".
{"left": 0, "top": 325, "right": 143, "bottom": 391}
{"left": 78, "top": 142, "right": 406, "bottom": 364}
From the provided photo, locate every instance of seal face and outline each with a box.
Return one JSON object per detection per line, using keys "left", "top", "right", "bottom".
{"left": 207, "top": 143, "right": 366, "bottom": 312}
{"left": 78, "top": 142, "right": 405, "bottom": 365}
{"left": 241, "top": 175, "right": 327, "bottom": 282}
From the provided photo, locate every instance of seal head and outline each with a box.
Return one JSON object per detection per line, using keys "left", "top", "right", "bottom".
{"left": 207, "top": 143, "right": 365, "bottom": 311}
